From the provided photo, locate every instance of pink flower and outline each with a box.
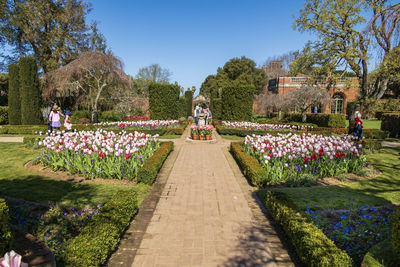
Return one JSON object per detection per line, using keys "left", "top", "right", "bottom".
{"left": 0, "top": 251, "right": 28, "bottom": 267}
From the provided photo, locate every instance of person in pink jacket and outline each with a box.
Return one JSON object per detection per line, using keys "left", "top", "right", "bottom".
{"left": 48, "top": 105, "right": 64, "bottom": 132}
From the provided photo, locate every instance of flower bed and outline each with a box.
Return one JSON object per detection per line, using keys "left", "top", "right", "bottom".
{"left": 122, "top": 116, "right": 150, "bottom": 121}
{"left": 95, "top": 120, "right": 179, "bottom": 130}
{"left": 243, "top": 133, "right": 366, "bottom": 184}
{"left": 304, "top": 204, "right": 394, "bottom": 265}
{"left": 222, "top": 121, "right": 314, "bottom": 131}
{"left": 36, "top": 130, "right": 160, "bottom": 180}
{"left": 190, "top": 125, "right": 213, "bottom": 140}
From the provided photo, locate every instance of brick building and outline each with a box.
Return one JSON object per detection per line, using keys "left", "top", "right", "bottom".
{"left": 254, "top": 61, "right": 360, "bottom": 115}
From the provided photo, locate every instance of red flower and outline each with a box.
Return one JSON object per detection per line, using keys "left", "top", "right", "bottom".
{"left": 104, "top": 137, "right": 107, "bottom": 140}
{"left": 311, "top": 153, "right": 317, "bottom": 160}
{"left": 304, "top": 157, "right": 309, "bottom": 163}
{"left": 335, "top": 152, "right": 340, "bottom": 158}
{"left": 125, "top": 154, "right": 130, "bottom": 159}
{"left": 101, "top": 153, "right": 105, "bottom": 159}
{"left": 341, "top": 152, "right": 345, "bottom": 158}
{"left": 268, "top": 153, "right": 272, "bottom": 157}
{"left": 319, "top": 151, "right": 324, "bottom": 156}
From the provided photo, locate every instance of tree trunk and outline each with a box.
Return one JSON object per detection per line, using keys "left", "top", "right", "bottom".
{"left": 372, "top": 77, "right": 389, "bottom": 100}
{"left": 302, "top": 111, "right": 307, "bottom": 123}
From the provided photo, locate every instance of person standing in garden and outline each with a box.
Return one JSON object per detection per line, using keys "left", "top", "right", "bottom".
{"left": 43, "top": 101, "right": 54, "bottom": 135}
{"left": 63, "top": 110, "right": 72, "bottom": 132}
{"left": 194, "top": 104, "right": 199, "bottom": 125}
{"left": 351, "top": 104, "right": 363, "bottom": 141}
{"left": 48, "top": 104, "right": 65, "bottom": 132}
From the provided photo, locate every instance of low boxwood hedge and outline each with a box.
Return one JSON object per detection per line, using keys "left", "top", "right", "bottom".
{"left": 381, "top": 113, "right": 400, "bottom": 138}
{"left": 392, "top": 207, "right": 400, "bottom": 261}
{"left": 263, "top": 191, "right": 353, "bottom": 267}
{"left": 362, "top": 237, "right": 397, "bottom": 267}
{"left": 137, "top": 141, "right": 174, "bottom": 185}
{"left": 230, "top": 142, "right": 268, "bottom": 187}
{"left": 60, "top": 190, "right": 138, "bottom": 266}
{"left": 0, "top": 199, "right": 12, "bottom": 256}
{"left": 0, "top": 106, "right": 8, "bottom": 125}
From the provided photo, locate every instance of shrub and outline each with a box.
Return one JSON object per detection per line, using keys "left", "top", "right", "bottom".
{"left": 393, "top": 207, "right": 400, "bottom": 261}
{"left": 222, "top": 84, "right": 254, "bottom": 121}
{"left": 264, "top": 191, "right": 353, "bottom": 267}
{"left": 230, "top": 142, "right": 268, "bottom": 187}
{"left": 19, "top": 57, "right": 42, "bottom": 125}
{"left": 0, "top": 106, "right": 8, "bottom": 125}
{"left": 8, "top": 63, "right": 20, "bottom": 125}
{"left": 60, "top": 190, "right": 138, "bottom": 266}
{"left": 177, "top": 97, "right": 186, "bottom": 119}
{"left": 149, "top": 83, "right": 180, "bottom": 120}
{"left": 137, "top": 142, "right": 173, "bottom": 185}
{"left": 98, "top": 111, "right": 123, "bottom": 122}
{"left": 185, "top": 90, "right": 193, "bottom": 117}
{"left": 284, "top": 113, "right": 346, "bottom": 128}
{"left": 70, "top": 110, "right": 91, "bottom": 124}
{"left": 210, "top": 98, "right": 222, "bottom": 120}
{"left": 0, "top": 199, "right": 12, "bottom": 256}
{"left": 349, "top": 99, "right": 400, "bottom": 119}
{"left": 381, "top": 112, "right": 400, "bottom": 138}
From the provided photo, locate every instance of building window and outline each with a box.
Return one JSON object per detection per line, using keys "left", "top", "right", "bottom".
{"left": 331, "top": 94, "right": 344, "bottom": 114}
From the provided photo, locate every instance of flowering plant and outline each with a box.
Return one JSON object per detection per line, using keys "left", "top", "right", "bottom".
{"left": 122, "top": 116, "right": 150, "bottom": 121}
{"left": 222, "top": 121, "right": 313, "bottom": 131}
{"left": 243, "top": 133, "right": 365, "bottom": 184}
{"left": 36, "top": 129, "right": 160, "bottom": 180}
{"left": 96, "top": 120, "right": 180, "bottom": 130}
{"left": 190, "top": 125, "right": 199, "bottom": 135}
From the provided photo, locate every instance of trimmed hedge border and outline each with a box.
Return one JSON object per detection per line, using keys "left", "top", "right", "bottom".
{"left": 362, "top": 237, "right": 397, "bottom": 267}
{"left": 60, "top": 190, "right": 138, "bottom": 266}
{"left": 137, "top": 141, "right": 174, "bottom": 185}
{"left": 381, "top": 113, "right": 400, "bottom": 138}
{"left": 230, "top": 142, "right": 268, "bottom": 187}
{"left": 0, "top": 106, "right": 8, "bottom": 125}
{"left": 0, "top": 198, "right": 12, "bottom": 256}
{"left": 392, "top": 207, "right": 400, "bottom": 261}
{"left": 263, "top": 191, "right": 353, "bottom": 267}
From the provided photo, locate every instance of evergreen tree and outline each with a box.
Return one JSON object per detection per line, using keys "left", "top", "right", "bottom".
{"left": 184, "top": 90, "right": 193, "bottom": 117}
{"left": 7, "top": 63, "right": 20, "bottom": 125}
{"left": 19, "top": 57, "right": 42, "bottom": 125}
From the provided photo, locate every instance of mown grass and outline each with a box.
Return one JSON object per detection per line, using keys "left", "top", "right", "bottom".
{"left": 0, "top": 143, "right": 149, "bottom": 207}
{"left": 220, "top": 135, "right": 244, "bottom": 140}
{"left": 345, "top": 120, "right": 381, "bottom": 129}
{"left": 158, "top": 134, "right": 181, "bottom": 139}
{"left": 269, "top": 147, "right": 400, "bottom": 210}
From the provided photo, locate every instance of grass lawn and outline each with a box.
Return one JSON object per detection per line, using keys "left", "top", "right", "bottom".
{"left": 159, "top": 134, "right": 181, "bottom": 139}
{"left": 0, "top": 143, "right": 150, "bottom": 207}
{"left": 345, "top": 120, "right": 381, "bottom": 129}
{"left": 268, "top": 147, "right": 400, "bottom": 210}
{"left": 220, "top": 134, "right": 244, "bottom": 140}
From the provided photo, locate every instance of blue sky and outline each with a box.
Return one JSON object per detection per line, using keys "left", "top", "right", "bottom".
{"left": 88, "top": 0, "right": 315, "bottom": 95}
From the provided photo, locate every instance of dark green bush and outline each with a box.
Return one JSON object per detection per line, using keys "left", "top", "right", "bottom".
{"left": 392, "top": 207, "right": 400, "bottom": 261}
{"left": 149, "top": 83, "right": 180, "bottom": 120}
{"left": 0, "top": 199, "right": 12, "bottom": 256}
{"left": 283, "top": 113, "right": 346, "bottom": 128}
{"left": 363, "top": 129, "right": 389, "bottom": 139}
{"left": 0, "top": 106, "right": 8, "bottom": 125}
{"left": 60, "top": 190, "right": 138, "bottom": 266}
{"left": 98, "top": 111, "right": 123, "bottom": 122}
{"left": 177, "top": 97, "right": 186, "bottom": 119}
{"left": 70, "top": 110, "right": 91, "bottom": 124}
{"left": 264, "top": 191, "right": 353, "bottom": 267}
{"left": 1, "top": 125, "right": 47, "bottom": 134}
{"left": 349, "top": 99, "right": 400, "bottom": 119}
{"left": 230, "top": 142, "right": 268, "bottom": 187}
{"left": 8, "top": 63, "right": 20, "bottom": 125}
{"left": 210, "top": 98, "right": 222, "bottom": 120}
{"left": 185, "top": 90, "right": 193, "bottom": 117}
{"left": 381, "top": 112, "right": 400, "bottom": 138}
{"left": 137, "top": 142, "right": 173, "bottom": 185}
{"left": 222, "top": 84, "right": 254, "bottom": 121}
{"left": 19, "top": 57, "right": 42, "bottom": 125}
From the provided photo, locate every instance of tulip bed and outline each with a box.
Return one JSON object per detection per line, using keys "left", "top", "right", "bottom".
{"left": 95, "top": 119, "right": 180, "bottom": 130}
{"left": 36, "top": 129, "right": 160, "bottom": 180}
{"left": 243, "top": 133, "right": 366, "bottom": 184}
{"left": 222, "top": 121, "right": 314, "bottom": 131}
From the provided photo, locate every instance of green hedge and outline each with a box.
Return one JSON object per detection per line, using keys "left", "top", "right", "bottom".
{"left": 362, "top": 238, "right": 397, "bottom": 267}
{"left": 149, "top": 83, "right": 180, "bottom": 120}
{"left": 0, "top": 199, "right": 12, "bottom": 256}
{"left": 60, "top": 190, "right": 138, "bottom": 266}
{"left": 185, "top": 90, "right": 193, "bottom": 117}
{"left": 137, "top": 141, "right": 173, "bottom": 185}
{"left": 70, "top": 110, "right": 91, "bottom": 124}
{"left": 230, "top": 142, "right": 268, "bottom": 187}
{"left": 263, "top": 191, "right": 353, "bottom": 267}
{"left": 98, "top": 111, "right": 123, "bottom": 122}
{"left": 0, "top": 106, "right": 8, "bottom": 125}
{"left": 348, "top": 99, "right": 400, "bottom": 119}
{"left": 393, "top": 207, "right": 400, "bottom": 261}
{"left": 8, "top": 63, "right": 20, "bottom": 125}
{"left": 381, "top": 113, "right": 400, "bottom": 138}
{"left": 19, "top": 56, "right": 42, "bottom": 125}
{"left": 222, "top": 84, "right": 254, "bottom": 121}
{"left": 210, "top": 98, "right": 222, "bottom": 120}
{"left": 177, "top": 97, "right": 186, "bottom": 119}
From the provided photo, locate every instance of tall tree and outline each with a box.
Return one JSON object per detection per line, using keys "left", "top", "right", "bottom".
{"left": 7, "top": 63, "right": 20, "bottom": 124}
{"left": 136, "top": 64, "right": 171, "bottom": 83}
{"left": 1, "top": 0, "right": 106, "bottom": 73}
{"left": 199, "top": 74, "right": 218, "bottom": 98}
{"left": 44, "top": 51, "right": 130, "bottom": 123}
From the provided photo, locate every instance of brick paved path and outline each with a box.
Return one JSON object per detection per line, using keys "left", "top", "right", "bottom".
{"left": 126, "top": 129, "right": 292, "bottom": 267}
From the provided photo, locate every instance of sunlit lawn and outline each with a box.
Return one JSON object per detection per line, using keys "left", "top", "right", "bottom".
{"left": 345, "top": 120, "right": 381, "bottom": 129}
{"left": 0, "top": 143, "right": 149, "bottom": 207}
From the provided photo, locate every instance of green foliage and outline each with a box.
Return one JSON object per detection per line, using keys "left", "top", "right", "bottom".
{"left": 137, "top": 142, "right": 173, "bottom": 185}
{"left": 393, "top": 207, "right": 400, "bottom": 261}
{"left": 362, "top": 238, "right": 397, "bottom": 267}
{"left": 60, "top": 190, "right": 138, "bottom": 266}
{"left": 98, "top": 110, "right": 122, "bottom": 122}
{"left": 381, "top": 112, "right": 400, "bottom": 138}
{"left": 217, "top": 125, "right": 282, "bottom": 137}
{"left": 0, "top": 199, "right": 12, "bottom": 256}
{"left": 222, "top": 84, "right": 254, "bottom": 121}
{"left": 0, "top": 73, "right": 8, "bottom": 106}
{"left": 177, "top": 97, "right": 186, "bottom": 119}
{"left": 283, "top": 113, "right": 346, "bottom": 128}
{"left": 199, "top": 74, "right": 218, "bottom": 98}
{"left": 148, "top": 83, "right": 180, "bottom": 120}
{"left": 8, "top": 63, "right": 20, "bottom": 125}
{"left": 0, "top": 106, "right": 8, "bottom": 124}
{"left": 210, "top": 98, "right": 222, "bottom": 120}
{"left": 230, "top": 142, "right": 268, "bottom": 187}
{"left": 70, "top": 110, "right": 91, "bottom": 124}
{"left": 19, "top": 57, "right": 42, "bottom": 125}
{"left": 184, "top": 90, "right": 193, "bottom": 117}
{"left": 262, "top": 190, "right": 353, "bottom": 267}
{"left": 348, "top": 99, "right": 400, "bottom": 119}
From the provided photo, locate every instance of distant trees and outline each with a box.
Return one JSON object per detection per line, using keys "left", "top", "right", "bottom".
{"left": 44, "top": 51, "right": 130, "bottom": 123}
{"left": 132, "top": 64, "right": 172, "bottom": 96}
{"left": 256, "top": 92, "right": 290, "bottom": 120}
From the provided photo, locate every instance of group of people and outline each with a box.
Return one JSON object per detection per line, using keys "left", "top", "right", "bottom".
{"left": 42, "top": 102, "right": 72, "bottom": 134}
{"left": 193, "top": 104, "right": 212, "bottom": 126}
{"left": 348, "top": 104, "right": 363, "bottom": 141}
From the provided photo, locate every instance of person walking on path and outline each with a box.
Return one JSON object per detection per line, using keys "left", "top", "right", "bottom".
{"left": 63, "top": 110, "right": 72, "bottom": 132}
{"left": 48, "top": 105, "right": 64, "bottom": 132}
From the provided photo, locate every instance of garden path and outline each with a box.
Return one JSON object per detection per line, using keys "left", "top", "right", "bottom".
{"left": 0, "top": 136, "right": 23, "bottom": 142}
{"left": 110, "top": 127, "right": 293, "bottom": 267}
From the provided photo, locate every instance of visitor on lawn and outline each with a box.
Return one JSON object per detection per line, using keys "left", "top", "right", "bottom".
{"left": 48, "top": 104, "right": 65, "bottom": 132}
{"left": 351, "top": 104, "right": 363, "bottom": 141}
{"left": 64, "top": 110, "right": 72, "bottom": 132}
{"left": 43, "top": 101, "right": 54, "bottom": 135}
